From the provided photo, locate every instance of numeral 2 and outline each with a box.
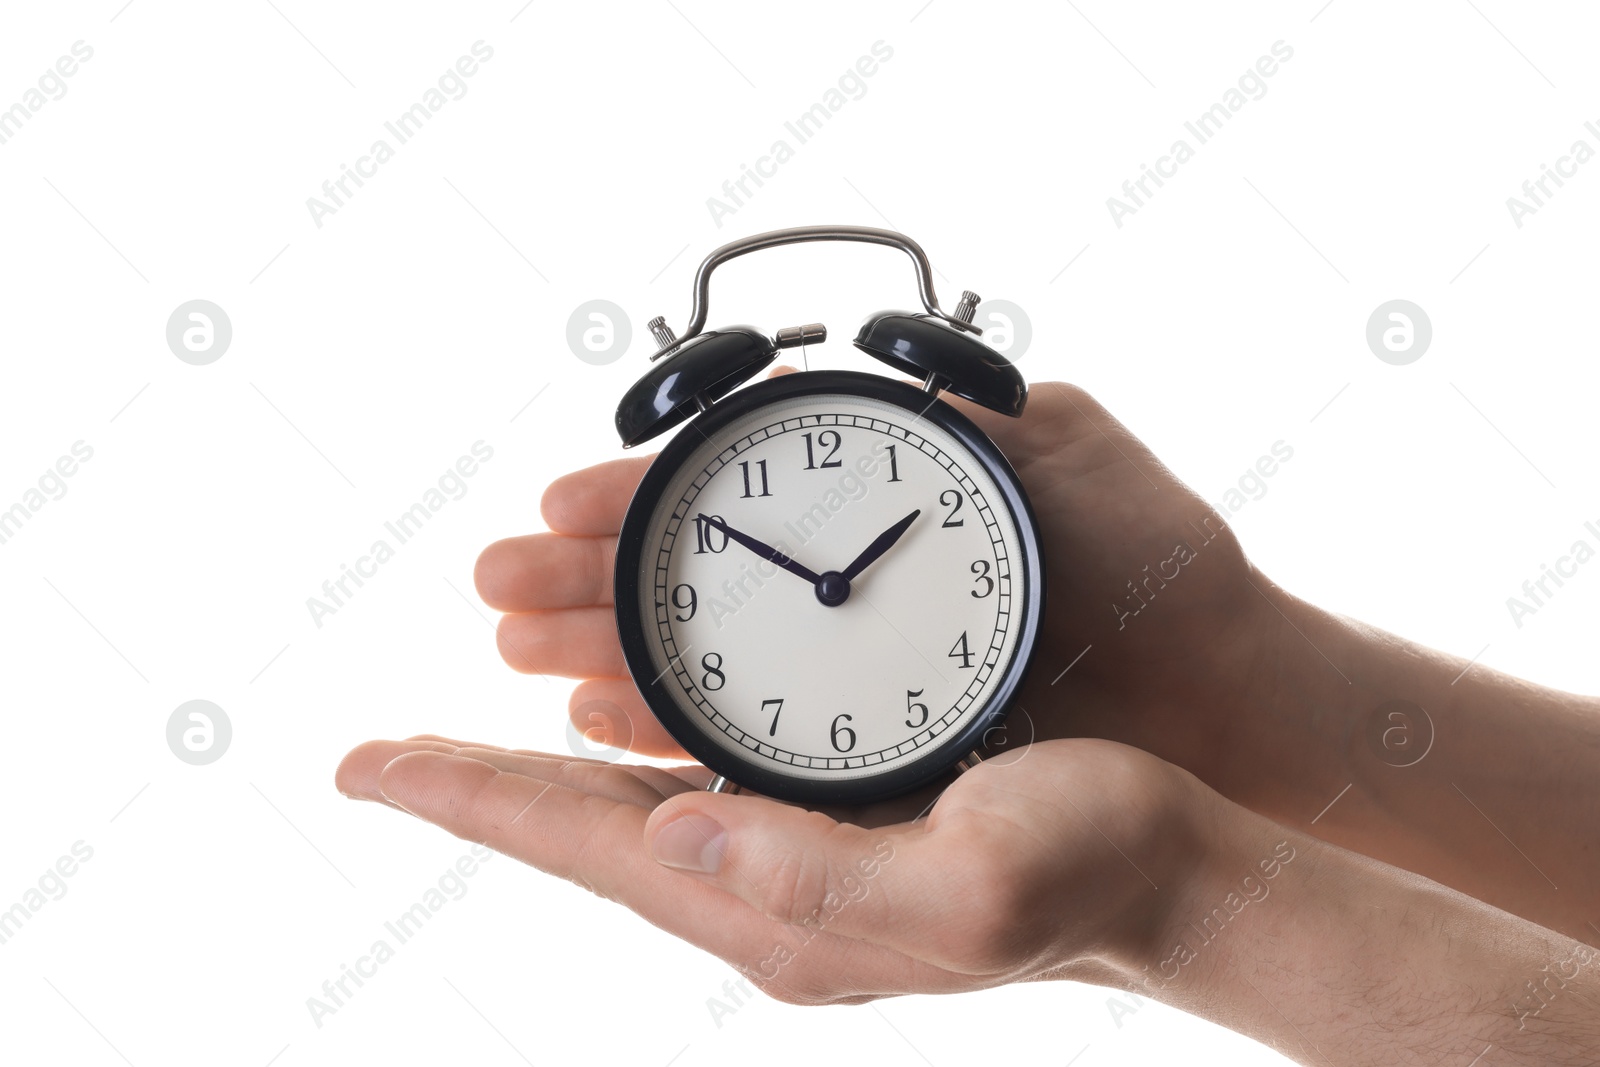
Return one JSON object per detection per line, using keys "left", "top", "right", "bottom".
{"left": 940, "top": 489, "right": 965, "bottom": 527}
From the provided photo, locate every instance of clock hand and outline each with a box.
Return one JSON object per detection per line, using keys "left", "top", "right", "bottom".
{"left": 695, "top": 514, "right": 823, "bottom": 585}
{"left": 840, "top": 509, "right": 922, "bottom": 583}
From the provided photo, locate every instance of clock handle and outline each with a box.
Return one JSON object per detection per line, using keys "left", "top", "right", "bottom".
{"left": 649, "top": 225, "right": 980, "bottom": 361}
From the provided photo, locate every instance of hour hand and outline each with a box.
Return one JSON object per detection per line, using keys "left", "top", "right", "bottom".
{"left": 696, "top": 514, "right": 822, "bottom": 585}
{"left": 840, "top": 509, "right": 921, "bottom": 582}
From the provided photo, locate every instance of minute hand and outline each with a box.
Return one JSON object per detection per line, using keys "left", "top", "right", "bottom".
{"left": 696, "top": 514, "right": 822, "bottom": 585}
{"left": 840, "top": 510, "right": 922, "bottom": 582}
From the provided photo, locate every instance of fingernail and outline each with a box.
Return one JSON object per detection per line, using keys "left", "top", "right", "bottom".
{"left": 652, "top": 814, "right": 727, "bottom": 874}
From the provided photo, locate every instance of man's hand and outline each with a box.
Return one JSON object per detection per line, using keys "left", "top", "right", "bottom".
{"left": 336, "top": 733, "right": 1209, "bottom": 1002}
{"left": 473, "top": 379, "right": 1279, "bottom": 783}
{"left": 339, "top": 735, "right": 1600, "bottom": 1065}
{"left": 471, "top": 377, "right": 1600, "bottom": 946}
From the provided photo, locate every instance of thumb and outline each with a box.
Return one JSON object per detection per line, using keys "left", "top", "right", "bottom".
{"left": 643, "top": 792, "right": 917, "bottom": 942}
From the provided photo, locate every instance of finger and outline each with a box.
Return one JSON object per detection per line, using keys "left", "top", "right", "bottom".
{"left": 336, "top": 738, "right": 460, "bottom": 806}
{"left": 642, "top": 790, "right": 984, "bottom": 969}
{"left": 541, "top": 456, "right": 654, "bottom": 536}
{"left": 496, "top": 607, "right": 624, "bottom": 677}
{"left": 475, "top": 534, "right": 616, "bottom": 612}
{"left": 340, "top": 737, "right": 621, "bottom": 806}
{"left": 767, "top": 364, "right": 799, "bottom": 378}
{"left": 569, "top": 680, "right": 691, "bottom": 760}
{"left": 398, "top": 730, "right": 709, "bottom": 792}
{"left": 445, "top": 747, "right": 701, "bottom": 806}
{"left": 374, "top": 751, "right": 956, "bottom": 1001}
{"left": 536, "top": 367, "right": 795, "bottom": 538}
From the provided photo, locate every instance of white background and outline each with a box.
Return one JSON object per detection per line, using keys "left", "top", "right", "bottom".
{"left": 2, "top": 1, "right": 1597, "bottom": 1064}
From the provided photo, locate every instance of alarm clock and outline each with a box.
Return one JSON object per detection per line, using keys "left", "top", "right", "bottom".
{"left": 612, "top": 226, "right": 1044, "bottom": 804}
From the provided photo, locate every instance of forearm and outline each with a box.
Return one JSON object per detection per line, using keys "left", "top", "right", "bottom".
{"left": 1229, "top": 578, "right": 1600, "bottom": 945}
{"left": 1113, "top": 797, "right": 1600, "bottom": 1066}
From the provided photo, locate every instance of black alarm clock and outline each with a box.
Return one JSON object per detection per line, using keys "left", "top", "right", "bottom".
{"left": 612, "top": 226, "right": 1044, "bottom": 805}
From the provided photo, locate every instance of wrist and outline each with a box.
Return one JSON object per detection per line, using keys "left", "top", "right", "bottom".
{"left": 1205, "top": 572, "right": 1362, "bottom": 812}
{"left": 1098, "top": 777, "right": 1299, "bottom": 998}
{"left": 1106, "top": 789, "right": 1600, "bottom": 1064}
{"left": 1076, "top": 760, "right": 1254, "bottom": 984}
{"left": 1222, "top": 574, "right": 1600, "bottom": 945}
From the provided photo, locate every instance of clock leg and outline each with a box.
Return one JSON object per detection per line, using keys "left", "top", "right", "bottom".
{"left": 706, "top": 775, "right": 742, "bottom": 795}
{"left": 954, "top": 749, "right": 985, "bottom": 773}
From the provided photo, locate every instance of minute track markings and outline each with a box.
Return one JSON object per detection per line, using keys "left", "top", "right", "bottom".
{"left": 647, "top": 408, "right": 1014, "bottom": 769}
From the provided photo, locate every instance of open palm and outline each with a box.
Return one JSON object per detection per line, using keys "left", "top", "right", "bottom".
{"left": 336, "top": 730, "right": 1202, "bottom": 1003}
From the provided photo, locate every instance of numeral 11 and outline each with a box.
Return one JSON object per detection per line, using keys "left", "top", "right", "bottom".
{"left": 738, "top": 458, "right": 772, "bottom": 498}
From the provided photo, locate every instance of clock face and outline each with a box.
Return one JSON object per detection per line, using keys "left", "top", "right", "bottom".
{"left": 616, "top": 373, "right": 1043, "bottom": 803}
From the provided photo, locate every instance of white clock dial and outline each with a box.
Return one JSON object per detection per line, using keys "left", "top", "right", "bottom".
{"left": 637, "top": 391, "right": 1028, "bottom": 783}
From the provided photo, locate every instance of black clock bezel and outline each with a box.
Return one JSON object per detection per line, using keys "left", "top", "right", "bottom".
{"left": 613, "top": 370, "right": 1045, "bottom": 806}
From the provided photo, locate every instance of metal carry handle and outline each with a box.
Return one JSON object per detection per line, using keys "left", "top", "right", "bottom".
{"left": 648, "top": 225, "right": 979, "bottom": 360}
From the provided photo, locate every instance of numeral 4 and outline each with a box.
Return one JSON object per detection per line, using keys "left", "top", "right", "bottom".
{"left": 948, "top": 631, "right": 975, "bottom": 669}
